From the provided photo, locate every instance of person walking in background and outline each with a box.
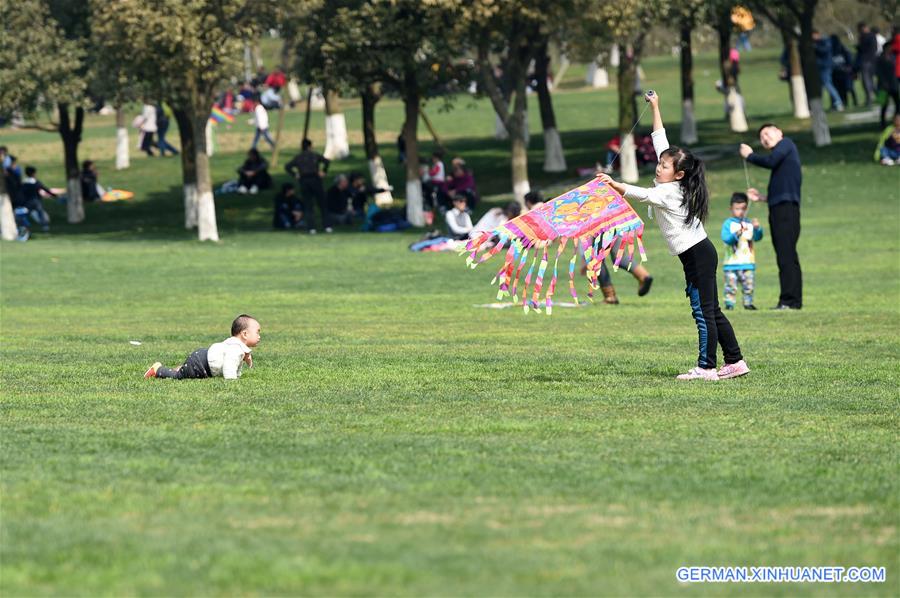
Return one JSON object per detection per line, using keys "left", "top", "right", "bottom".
{"left": 830, "top": 34, "right": 858, "bottom": 108}
{"left": 740, "top": 124, "right": 803, "bottom": 310}
{"left": 813, "top": 30, "right": 843, "bottom": 111}
{"left": 857, "top": 22, "right": 879, "bottom": 106}
{"left": 155, "top": 104, "right": 179, "bottom": 156}
{"left": 139, "top": 103, "right": 157, "bottom": 157}
{"left": 251, "top": 99, "right": 275, "bottom": 150}
{"left": 876, "top": 44, "right": 900, "bottom": 128}
{"left": 285, "top": 139, "right": 330, "bottom": 233}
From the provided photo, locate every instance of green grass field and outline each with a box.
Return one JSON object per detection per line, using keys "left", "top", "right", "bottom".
{"left": 1, "top": 47, "right": 899, "bottom": 595}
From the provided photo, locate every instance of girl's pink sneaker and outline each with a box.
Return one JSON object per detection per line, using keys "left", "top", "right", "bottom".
{"left": 717, "top": 360, "right": 750, "bottom": 379}
{"left": 676, "top": 367, "right": 719, "bottom": 381}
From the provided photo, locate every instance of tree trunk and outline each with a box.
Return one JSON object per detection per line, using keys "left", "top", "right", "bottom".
{"left": 616, "top": 43, "right": 640, "bottom": 183}
{"left": 798, "top": 13, "right": 831, "bottom": 146}
{"left": 270, "top": 102, "right": 287, "bottom": 168}
{"left": 58, "top": 103, "right": 85, "bottom": 223}
{"left": 680, "top": 21, "right": 698, "bottom": 145}
{"left": 586, "top": 60, "right": 609, "bottom": 88}
{"left": 495, "top": 113, "right": 509, "bottom": 140}
{"left": 509, "top": 86, "right": 531, "bottom": 204}
{"left": 362, "top": 86, "right": 393, "bottom": 206}
{"left": 717, "top": 17, "right": 748, "bottom": 133}
{"left": 536, "top": 41, "right": 566, "bottom": 173}
{"left": 205, "top": 120, "right": 214, "bottom": 156}
{"left": 193, "top": 112, "right": 219, "bottom": 241}
{"left": 0, "top": 173, "right": 15, "bottom": 241}
{"left": 115, "top": 106, "right": 130, "bottom": 170}
{"left": 324, "top": 89, "right": 349, "bottom": 160}
{"left": 174, "top": 107, "right": 198, "bottom": 229}
{"left": 402, "top": 82, "right": 424, "bottom": 227}
{"left": 419, "top": 107, "right": 444, "bottom": 149}
{"left": 789, "top": 38, "right": 810, "bottom": 119}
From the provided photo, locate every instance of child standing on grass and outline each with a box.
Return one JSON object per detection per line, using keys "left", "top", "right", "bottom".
{"left": 721, "top": 192, "right": 763, "bottom": 310}
{"left": 144, "top": 315, "right": 260, "bottom": 380}
{"left": 597, "top": 91, "right": 749, "bottom": 381}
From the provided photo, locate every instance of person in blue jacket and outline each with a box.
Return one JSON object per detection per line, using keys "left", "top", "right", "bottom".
{"left": 721, "top": 193, "right": 763, "bottom": 310}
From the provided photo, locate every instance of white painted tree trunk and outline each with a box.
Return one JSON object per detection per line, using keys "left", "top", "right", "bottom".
{"left": 287, "top": 79, "right": 301, "bottom": 103}
{"left": 66, "top": 177, "right": 84, "bottom": 223}
{"left": 368, "top": 156, "right": 393, "bottom": 206}
{"left": 205, "top": 121, "right": 214, "bottom": 157}
{"left": 681, "top": 99, "right": 698, "bottom": 145}
{"left": 791, "top": 75, "right": 811, "bottom": 118}
{"left": 610, "top": 44, "right": 620, "bottom": 67}
{"left": 808, "top": 97, "right": 832, "bottom": 146}
{"left": 115, "top": 126, "right": 130, "bottom": 170}
{"left": 542, "top": 127, "right": 567, "bottom": 172}
{"left": 196, "top": 189, "right": 218, "bottom": 241}
{"left": 184, "top": 182, "right": 198, "bottom": 229}
{"left": 405, "top": 180, "right": 425, "bottom": 227}
{"left": 727, "top": 88, "right": 748, "bottom": 133}
{"left": 511, "top": 132, "right": 531, "bottom": 205}
{"left": 0, "top": 192, "right": 16, "bottom": 241}
{"left": 619, "top": 133, "right": 639, "bottom": 183}
{"left": 586, "top": 62, "right": 609, "bottom": 88}
{"left": 324, "top": 113, "right": 350, "bottom": 160}
{"left": 310, "top": 87, "right": 325, "bottom": 111}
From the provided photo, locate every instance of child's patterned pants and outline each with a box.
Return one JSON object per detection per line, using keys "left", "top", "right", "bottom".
{"left": 723, "top": 269, "right": 755, "bottom": 307}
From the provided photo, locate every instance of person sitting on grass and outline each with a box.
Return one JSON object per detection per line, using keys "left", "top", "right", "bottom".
{"left": 445, "top": 194, "right": 473, "bottom": 240}
{"left": 81, "top": 161, "right": 102, "bottom": 202}
{"left": 874, "top": 113, "right": 900, "bottom": 165}
{"left": 325, "top": 174, "right": 354, "bottom": 226}
{"left": 721, "top": 192, "right": 763, "bottom": 310}
{"left": 524, "top": 190, "right": 544, "bottom": 211}
{"left": 237, "top": 149, "right": 272, "bottom": 194}
{"left": 273, "top": 183, "right": 304, "bottom": 230}
{"left": 144, "top": 314, "right": 260, "bottom": 380}
{"left": 446, "top": 158, "right": 479, "bottom": 210}
{"left": 470, "top": 201, "right": 521, "bottom": 238}
{"left": 349, "top": 172, "right": 390, "bottom": 219}
{"left": 20, "top": 166, "right": 55, "bottom": 232}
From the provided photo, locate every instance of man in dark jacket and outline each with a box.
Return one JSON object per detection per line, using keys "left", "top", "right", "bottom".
{"left": 285, "top": 139, "right": 330, "bottom": 233}
{"left": 740, "top": 123, "right": 803, "bottom": 310}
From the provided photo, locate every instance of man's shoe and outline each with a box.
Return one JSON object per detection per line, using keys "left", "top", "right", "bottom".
{"left": 772, "top": 304, "right": 801, "bottom": 310}
{"left": 144, "top": 362, "right": 162, "bottom": 379}
{"left": 717, "top": 360, "right": 750, "bottom": 380}
{"left": 676, "top": 367, "right": 719, "bottom": 381}
{"left": 637, "top": 275, "right": 653, "bottom": 296}
{"left": 744, "top": 304, "right": 757, "bottom": 310}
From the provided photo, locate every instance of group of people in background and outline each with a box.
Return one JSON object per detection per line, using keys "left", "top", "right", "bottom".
{"left": 805, "top": 22, "right": 900, "bottom": 127}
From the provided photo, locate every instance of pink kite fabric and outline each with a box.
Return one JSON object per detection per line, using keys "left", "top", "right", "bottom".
{"left": 464, "top": 177, "right": 647, "bottom": 314}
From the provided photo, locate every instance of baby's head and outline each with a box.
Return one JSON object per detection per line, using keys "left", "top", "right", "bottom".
{"left": 231, "top": 314, "right": 261, "bottom": 347}
{"left": 730, "top": 192, "right": 749, "bottom": 218}
{"left": 25, "top": 165, "right": 37, "bottom": 177}
{"left": 452, "top": 195, "right": 467, "bottom": 211}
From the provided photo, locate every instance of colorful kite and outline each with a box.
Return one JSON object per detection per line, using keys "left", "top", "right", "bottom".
{"left": 463, "top": 177, "right": 646, "bottom": 314}
{"left": 209, "top": 105, "right": 235, "bottom": 125}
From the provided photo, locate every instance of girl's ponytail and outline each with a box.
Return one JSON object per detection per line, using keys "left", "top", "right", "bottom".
{"left": 660, "top": 146, "right": 709, "bottom": 224}
{"left": 682, "top": 158, "right": 709, "bottom": 224}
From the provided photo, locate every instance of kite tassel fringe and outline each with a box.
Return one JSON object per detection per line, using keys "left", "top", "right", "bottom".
{"left": 465, "top": 225, "right": 646, "bottom": 315}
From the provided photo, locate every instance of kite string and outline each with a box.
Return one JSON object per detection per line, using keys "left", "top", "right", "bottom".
{"left": 609, "top": 100, "right": 652, "bottom": 170}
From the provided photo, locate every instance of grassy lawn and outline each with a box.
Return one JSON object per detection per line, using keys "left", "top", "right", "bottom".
{"left": 1, "top": 47, "right": 898, "bottom": 595}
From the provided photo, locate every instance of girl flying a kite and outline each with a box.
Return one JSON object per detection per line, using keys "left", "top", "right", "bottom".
{"left": 598, "top": 91, "right": 750, "bottom": 381}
